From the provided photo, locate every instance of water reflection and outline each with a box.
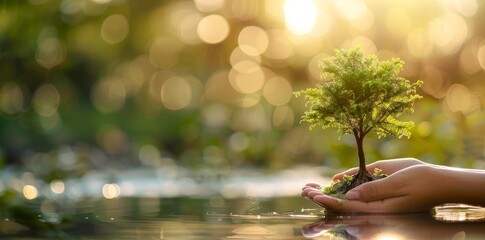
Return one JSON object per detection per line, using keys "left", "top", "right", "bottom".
{"left": 302, "top": 207, "right": 485, "bottom": 240}
{"left": 1, "top": 197, "right": 484, "bottom": 239}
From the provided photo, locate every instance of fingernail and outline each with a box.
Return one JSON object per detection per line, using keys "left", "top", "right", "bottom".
{"left": 346, "top": 190, "right": 361, "bottom": 200}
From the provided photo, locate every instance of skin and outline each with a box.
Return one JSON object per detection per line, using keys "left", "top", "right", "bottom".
{"left": 301, "top": 158, "right": 485, "bottom": 213}
{"left": 301, "top": 213, "right": 485, "bottom": 239}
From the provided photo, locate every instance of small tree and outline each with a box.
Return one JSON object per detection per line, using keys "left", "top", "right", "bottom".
{"left": 295, "top": 47, "right": 422, "bottom": 193}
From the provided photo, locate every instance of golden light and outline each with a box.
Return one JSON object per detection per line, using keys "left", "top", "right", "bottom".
{"left": 373, "top": 232, "right": 405, "bottom": 240}
{"left": 478, "top": 44, "right": 485, "bottom": 70}
{"left": 444, "top": 84, "right": 481, "bottom": 116}
{"left": 204, "top": 70, "right": 240, "bottom": 105}
{"left": 232, "top": 60, "right": 260, "bottom": 73}
{"left": 149, "top": 37, "right": 184, "bottom": 69}
{"left": 453, "top": 0, "right": 477, "bottom": 17}
{"left": 263, "top": 76, "right": 292, "bottom": 106}
{"left": 194, "top": 0, "right": 224, "bottom": 12}
{"left": 177, "top": 13, "right": 202, "bottom": 45}
{"left": 417, "top": 121, "right": 432, "bottom": 138}
{"left": 161, "top": 76, "right": 192, "bottom": 110}
{"left": 428, "top": 13, "right": 468, "bottom": 55}
{"left": 101, "top": 14, "right": 129, "bottom": 44}
{"left": 272, "top": 106, "right": 294, "bottom": 129}
{"left": 50, "top": 180, "right": 65, "bottom": 194}
{"left": 35, "top": 37, "right": 66, "bottom": 69}
{"left": 240, "top": 94, "right": 262, "bottom": 108}
{"left": 420, "top": 66, "right": 447, "bottom": 99}
{"left": 307, "top": 53, "right": 327, "bottom": 82}
{"left": 102, "top": 183, "right": 121, "bottom": 199}
{"left": 23, "top": 185, "right": 38, "bottom": 200}
{"left": 350, "top": 8, "right": 374, "bottom": 31}
{"left": 386, "top": 8, "right": 412, "bottom": 38}
{"left": 231, "top": 0, "right": 259, "bottom": 20}
{"left": 238, "top": 26, "right": 269, "bottom": 56}
{"left": 346, "top": 36, "right": 377, "bottom": 54}
{"left": 230, "top": 46, "right": 261, "bottom": 67}
{"left": 407, "top": 29, "right": 433, "bottom": 58}
{"left": 335, "top": 0, "right": 368, "bottom": 21}
{"left": 284, "top": 0, "right": 317, "bottom": 35}
{"left": 264, "top": 29, "right": 293, "bottom": 60}
{"left": 308, "top": 2, "right": 332, "bottom": 37}
{"left": 197, "top": 14, "right": 230, "bottom": 44}
{"left": 229, "top": 66, "right": 265, "bottom": 94}
{"left": 264, "top": 0, "right": 284, "bottom": 21}
{"left": 459, "top": 40, "right": 482, "bottom": 75}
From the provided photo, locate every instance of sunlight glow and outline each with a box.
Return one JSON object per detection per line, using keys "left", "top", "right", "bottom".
{"left": 336, "top": 0, "right": 368, "bottom": 21}
{"left": 373, "top": 232, "right": 405, "bottom": 240}
{"left": 197, "top": 15, "right": 230, "bottom": 44}
{"left": 50, "top": 180, "right": 65, "bottom": 194}
{"left": 428, "top": 13, "right": 468, "bottom": 55}
{"left": 161, "top": 76, "right": 193, "bottom": 110}
{"left": 23, "top": 185, "right": 38, "bottom": 200}
{"left": 407, "top": 29, "right": 433, "bottom": 58}
{"left": 444, "top": 84, "right": 481, "bottom": 116}
{"left": 35, "top": 37, "right": 66, "bottom": 69}
{"left": 238, "top": 26, "right": 269, "bottom": 56}
{"left": 101, "top": 14, "right": 129, "bottom": 44}
{"left": 102, "top": 183, "right": 121, "bottom": 199}
{"left": 284, "top": 0, "right": 317, "bottom": 35}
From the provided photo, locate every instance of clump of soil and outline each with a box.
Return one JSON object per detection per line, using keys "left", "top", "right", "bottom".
{"left": 321, "top": 168, "right": 387, "bottom": 199}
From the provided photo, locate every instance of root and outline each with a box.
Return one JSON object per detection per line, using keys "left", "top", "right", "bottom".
{"left": 322, "top": 168, "right": 387, "bottom": 198}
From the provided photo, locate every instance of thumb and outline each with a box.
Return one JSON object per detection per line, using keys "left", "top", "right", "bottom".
{"left": 345, "top": 179, "right": 395, "bottom": 202}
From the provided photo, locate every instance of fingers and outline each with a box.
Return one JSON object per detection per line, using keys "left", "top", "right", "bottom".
{"left": 332, "top": 167, "right": 359, "bottom": 180}
{"left": 345, "top": 177, "right": 405, "bottom": 202}
{"left": 303, "top": 183, "right": 322, "bottom": 189}
{"left": 301, "top": 183, "right": 321, "bottom": 197}
{"left": 332, "top": 158, "right": 424, "bottom": 180}
{"left": 301, "top": 183, "right": 411, "bottom": 213}
{"left": 311, "top": 194, "right": 403, "bottom": 213}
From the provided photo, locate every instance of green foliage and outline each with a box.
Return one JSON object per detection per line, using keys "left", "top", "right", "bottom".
{"left": 321, "top": 168, "right": 387, "bottom": 199}
{"left": 372, "top": 167, "right": 388, "bottom": 178}
{"left": 321, "top": 174, "right": 353, "bottom": 199}
{"left": 294, "top": 47, "right": 423, "bottom": 139}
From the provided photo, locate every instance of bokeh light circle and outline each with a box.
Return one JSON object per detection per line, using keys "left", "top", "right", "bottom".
{"left": 197, "top": 15, "right": 230, "bottom": 44}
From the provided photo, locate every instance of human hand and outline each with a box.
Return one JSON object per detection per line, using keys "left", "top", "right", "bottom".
{"left": 331, "top": 158, "right": 425, "bottom": 181}
{"left": 301, "top": 158, "right": 452, "bottom": 212}
{"left": 301, "top": 212, "right": 485, "bottom": 239}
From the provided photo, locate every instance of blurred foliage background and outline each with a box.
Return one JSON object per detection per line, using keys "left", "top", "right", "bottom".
{"left": 1, "top": 0, "right": 485, "bottom": 183}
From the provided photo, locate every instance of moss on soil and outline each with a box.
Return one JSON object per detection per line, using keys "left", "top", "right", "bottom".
{"left": 321, "top": 168, "right": 387, "bottom": 199}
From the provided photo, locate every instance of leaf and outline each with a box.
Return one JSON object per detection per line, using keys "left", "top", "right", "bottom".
{"left": 294, "top": 46, "right": 422, "bottom": 140}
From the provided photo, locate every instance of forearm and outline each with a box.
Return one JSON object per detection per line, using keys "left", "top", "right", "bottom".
{"left": 439, "top": 166, "right": 485, "bottom": 207}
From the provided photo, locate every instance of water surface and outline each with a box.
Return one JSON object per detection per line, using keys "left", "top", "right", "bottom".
{"left": 1, "top": 197, "right": 484, "bottom": 239}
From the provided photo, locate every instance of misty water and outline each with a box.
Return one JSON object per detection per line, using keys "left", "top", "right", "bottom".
{"left": 1, "top": 167, "right": 484, "bottom": 239}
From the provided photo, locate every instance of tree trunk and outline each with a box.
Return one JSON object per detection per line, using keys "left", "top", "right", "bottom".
{"left": 355, "top": 132, "right": 366, "bottom": 173}
{"left": 329, "top": 131, "right": 381, "bottom": 195}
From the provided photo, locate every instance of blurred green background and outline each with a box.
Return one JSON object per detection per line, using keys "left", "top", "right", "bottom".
{"left": 1, "top": 0, "right": 485, "bottom": 184}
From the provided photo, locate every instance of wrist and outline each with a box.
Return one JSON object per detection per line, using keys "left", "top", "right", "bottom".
{"left": 441, "top": 167, "right": 485, "bottom": 207}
